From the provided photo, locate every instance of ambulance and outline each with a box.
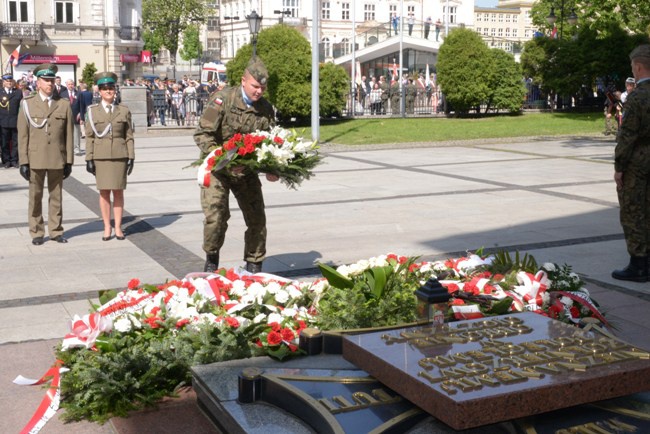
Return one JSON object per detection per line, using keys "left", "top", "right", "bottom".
{"left": 201, "top": 62, "right": 227, "bottom": 85}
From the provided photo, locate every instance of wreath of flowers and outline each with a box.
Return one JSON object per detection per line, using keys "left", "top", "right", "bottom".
{"left": 197, "top": 126, "right": 323, "bottom": 189}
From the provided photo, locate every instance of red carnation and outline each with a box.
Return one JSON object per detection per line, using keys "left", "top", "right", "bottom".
{"left": 444, "top": 283, "right": 460, "bottom": 294}
{"left": 273, "top": 136, "right": 284, "bottom": 145}
{"left": 269, "top": 322, "right": 281, "bottom": 332}
{"left": 281, "top": 328, "right": 295, "bottom": 342}
{"left": 288, "top": 344, "right": 298, "bottom": 352}
{"left": 569, "top": 306, "right": 580, "bottom": 318}
{"left": 127, "top": 278, "right": 140, "bottom": 290}
{"left": 451, "top": 298, "right": 465, "bottom": 306}
{"left": 175, "top": 318, "right": 190, "bottom": 328}
{"left": 225, "top": 316, "right": 240, "bottom": 328}
{"left": 267, "top": 331, "right": 282, "bottom": 346}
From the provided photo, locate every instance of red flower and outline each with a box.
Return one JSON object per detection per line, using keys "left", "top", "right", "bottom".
{"left": 225, "top": 317, "right": 240, "bottom": 328}
{"left": 143, "top": 316, "right": 163, "bottom": 329}
{"left": 175, "top": 318, "right": 190, "bottom": 328}
{"left": 451, "top": 298, "right": 465, "bottom": 306}
{"left": 408, "top": 263, "right": 420, "bottom": 272}
{"left": 273, "top": 136, "right": 284, "bottom": 145}
{"left": 281, "top": 327, "right": 295, "bottom": 342}
{"left": 444, "top": 283, "right": 460, "bottom": 294}
{"left": 255, "top": 339, "right": 263, "bottom": 347}
{"left": 570, "top": 306, "right": 580, "bottom": 318}
{"left": 127, "top": 278, "right": 140, "bottom": 290}
{"left": 269, "top": 322, "right": 281, "bottom": 332}
{"left": 288, "top": 344, "right": 298, "bottom": 352}
{"left": 150, "top": 306, "right": 161, "bottom": 316}
{"left": 267, "top": 331, "right": 282, "bottom": 346}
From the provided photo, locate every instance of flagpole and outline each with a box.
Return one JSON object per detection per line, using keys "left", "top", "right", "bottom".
{"left": 399, "top": 0, "right": 404, "bottom": 117}
{"left": 351, "top": 2, "right": 356, "bottom": 118}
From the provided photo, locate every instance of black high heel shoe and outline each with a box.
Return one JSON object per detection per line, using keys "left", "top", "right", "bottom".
{"left": 102, "top": 230, "right": 113, "bottom": 241}
{"left": 115, "top": 229, "right": 126, "bottom": 241}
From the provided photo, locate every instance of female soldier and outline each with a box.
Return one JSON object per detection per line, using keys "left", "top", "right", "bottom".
{"left": 85, "top": 72, "right": 135, "bottom": 240}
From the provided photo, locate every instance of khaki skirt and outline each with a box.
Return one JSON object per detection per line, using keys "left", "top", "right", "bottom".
{"left": 95, "top": 158, "right": 128, "bottom": 190}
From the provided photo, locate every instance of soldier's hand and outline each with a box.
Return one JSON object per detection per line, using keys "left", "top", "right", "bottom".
{"left": 127, "top": 159, "right": 134, "bottom": 175}
{"left": 86, "top": 160, "right": 96, "bottom": 175}
{"left": 265, "top": 173, "right": 279, "bottom": 182}
{"left": 19, "top": 164, "right": 30, "bottom": 181}
{"left": 231, "top": 165, "right": 246, "bottom": 175}
{"left": 614, "top": 171, "right": 624, "bottom": 191}
{"left": 63, "top": 163, "right": 72, "bottom": 179}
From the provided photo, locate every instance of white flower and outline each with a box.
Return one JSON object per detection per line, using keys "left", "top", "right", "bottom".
{"left": 560, "top": 296, "right": 573, "bottom": 306}
{"left": 274, "top": 289, "right": 289, "bottom": 304}
{"left": 542, "top": 263, "right": 556, "bottom": 272}
{"left": 253, "top": 313, "right": 267, "bottom": 324}
{"left": 267, "top": 312, "right": 283, "bottom": 324}
{"left": 282, "top": 307, "right": 298, "bottom": 318}
{"left": 286, "top": 284, "right": 303, "bottom": 299}
{"left": 230, "top": 280, "right": 247, "bottom": 298}
{"left": 114, "top": 317, "right": 132, "bottom": 333}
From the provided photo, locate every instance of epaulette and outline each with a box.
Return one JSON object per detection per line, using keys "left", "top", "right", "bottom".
{"left": 88, "top": 103, "right": 99, "bottom": 108}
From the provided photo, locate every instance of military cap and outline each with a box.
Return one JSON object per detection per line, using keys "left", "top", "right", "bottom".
{"left": 2, "top": 73, "right": 13, "bottom": 80}
{"left": 94, "top": 71, "right": 118, "bottom": 86}
{"left": 625, "top": 77, "right": 636, "bottom": 84}
{"left": 245, "top": 57, "right": 268, "bottom": 85}
{"left": 33, "top": 63, "right": 58, "bottom": 78}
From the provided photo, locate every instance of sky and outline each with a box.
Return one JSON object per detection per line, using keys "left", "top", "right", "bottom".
{"left": 475, "top": 0, "right": 499, "bottom": 7}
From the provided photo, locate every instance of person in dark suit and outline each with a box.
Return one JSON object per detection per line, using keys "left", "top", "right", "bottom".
{"left": 17, "top": 63, "right": 74, "bottom": 245}
{"left": 85, "top": 72, "right": 135, "bottom": 241}
{"left": 62, "top": 79, "right": 82, "bottom": 155}
{"left": 54, "top": 76, "right": 65, "bottom": 98}
{"left": 77, "top": 82, "right": 94, "bottom": 139}
{"left": 0, "top": 73, "right": 23, "bottom": 168}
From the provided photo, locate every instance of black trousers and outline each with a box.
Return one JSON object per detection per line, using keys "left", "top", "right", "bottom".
{"left": 1, "top": 126, "right": 18, "bottom": 164}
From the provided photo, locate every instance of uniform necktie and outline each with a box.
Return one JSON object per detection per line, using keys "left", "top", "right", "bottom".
{"left": 107, "top": 104, "right": 112, "bottom": 114}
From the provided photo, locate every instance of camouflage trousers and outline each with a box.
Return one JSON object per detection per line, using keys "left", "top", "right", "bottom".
{"left": 200, "top": 171, "right": 267, "bottom": 262}
{"left": 617, "top": 146, "right": 650, "bottom": 256}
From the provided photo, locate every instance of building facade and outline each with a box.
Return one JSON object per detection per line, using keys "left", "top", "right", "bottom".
{"left": 474, "top": 0, "right": 536, "bottom": 55}
{"left": 0, "top": 0, "right": 145, "bottom": 84}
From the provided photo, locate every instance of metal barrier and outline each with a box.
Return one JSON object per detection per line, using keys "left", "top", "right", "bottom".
{"left": 149, "top": 90, "right": 210, "bottom": 127}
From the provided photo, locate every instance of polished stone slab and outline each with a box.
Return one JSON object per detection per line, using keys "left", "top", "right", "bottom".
{"left": 342, "top": 312, "right": 650, "bottom": 430}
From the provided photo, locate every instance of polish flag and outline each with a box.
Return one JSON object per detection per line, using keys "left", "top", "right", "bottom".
{"left": 9, "top": 44, "right": 21, "bottom": 66}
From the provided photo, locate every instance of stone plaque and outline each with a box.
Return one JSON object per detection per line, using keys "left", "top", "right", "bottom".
{"left": 342, "top": 312, "right": 650, "bottom": 430}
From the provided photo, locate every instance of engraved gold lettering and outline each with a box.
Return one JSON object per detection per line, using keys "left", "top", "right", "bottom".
{"left": 418, "top": 370, "right": 444, "bottom": 384}
{"left": 372, "top": 389, "right": 401, "bottom": 403}
{"left": 440, "top": 380, "right": 458, "bottom": 395}
{"left": 352, "top": 392, "right": 379, "bottom": 406}
{"left": 477, "top": 374, "right": 500, "bottom": 387}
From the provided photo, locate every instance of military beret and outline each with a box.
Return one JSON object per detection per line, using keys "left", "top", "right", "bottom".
{"left": 94, "top": 71, "right": 118, "bottom": 86}
{"left": 626, "top": 77, "right": 636, "bottom": 84}
{"left": 2, "top": 73, "right": 13, "bottom": 80}
{"left": 245, "top": 57, "right": 268, "bottom": 85}
{"left": 34, "top": 63, "right": 58, "bottom": 78}
{"left": 630, "top": 44, "right": 650, "bottom": 61}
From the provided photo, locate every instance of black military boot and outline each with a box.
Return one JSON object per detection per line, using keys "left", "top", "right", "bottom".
{"left": 204, "top": 253, "right": 219, "bottom": 273}
{"left": 246, "top": 261, "right": 263, "bottom": 273}
{"left": 611, "top": 256, "right": 648, "bottom": 282}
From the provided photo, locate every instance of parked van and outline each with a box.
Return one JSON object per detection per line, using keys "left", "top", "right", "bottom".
{"left": 201, "top": 62, "right": 227, "bottom": 85}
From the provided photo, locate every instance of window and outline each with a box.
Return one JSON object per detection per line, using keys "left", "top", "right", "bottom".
{"left": 341, "top": 2, "right": 349, "bottom": 20}
{"left": 364, "top": 4, "right": 375, "bottom": 21}
{"left": 476, "top": 14, "right": 481, "bottom": 22}
{"left": 321, "top": 37, "right": 331, "bottom": 58}
{"left": 483, "top": 28, "right": 489, "bottom": 36}
{"left": 207, "top": 38, "right": 219, "bottom": 50}
{"left": 512, "top": 28, "right": 518, "bottom": 37}
{"left": 341, "top": 38, "right": 350, "bottom": 55}
{"left": 483, "top": 13, "right": 489, "bottom": 22}
{"left": 498, "top": 28, "right": 503, "bottom": 37}
{"left": 525, "top": 29, "right": 530, "bottom": 38}
{"left": 443, "top": 6, "right": 457, "bottom": 24}
{"left": 498, "top": 14, "right": 503, "bottom": 22}
{"left": 505, "top": 28, "right": 510, "bottom": 37}
{"left": 55, "top": 1, "right": 75, "bottom": 24}
{"left": 207, "top": 16, "right": 219, "bottom": 31}
{"left": 283, "top": 0, "right": 299, "bottom": 17}
{"left": 505, "top": 14, "right": 510, "bottom": 23}
{"left": 491, "top": 28, "right": 496, "bottom": 36}
{"left": 513, "top": 15, "right": 518, "bottom": 23}
{"left": 491, "top": 13, "right": 496, "bottom": 22}
{"left": 407, "top": 5, "right": 414, "bottom": 14}
{"left": 321, "top": 2, "right": 330, "bottom": 20}
{"left": 9, "top": 0, "right": 29, "bottom": 22}
{"left": 476, "top": 27, "right": 481, "bottom": 34}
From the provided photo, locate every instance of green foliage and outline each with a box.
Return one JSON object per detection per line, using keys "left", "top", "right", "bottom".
{"left": 489, "top": 250, "right": 539, "bottom": 275}
{"left": 81, "top": 63, "right": 97, "bottom": 86}
{"left": 179, "top": 24, "right": 203, "bottom": 63}
{"left": 227, "top": 25, "right": 347, "bottom": 120}
{"left": 319, "top": 62, "right": 349, "bottom": 117}
{"left": 437, "top": 28, "right": 493, "bottom": 114}
{"left": 486, "top": 50, "right": 527, "bottom": 113}
{"left": 142, "top": 0, "right": 206, "bottom": 65}
{"left": 315, "top": 258, "right": 421, "bottom": 330}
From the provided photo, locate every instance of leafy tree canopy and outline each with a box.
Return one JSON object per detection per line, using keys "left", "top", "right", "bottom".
{"left": 486, "top": 50, "right": 527, "bottom": 113}
{"left": 142, "top": 0, "right": 206, "bottom": 64}
{"left": 179, "top": 25, "right": 203, "bottom": 63}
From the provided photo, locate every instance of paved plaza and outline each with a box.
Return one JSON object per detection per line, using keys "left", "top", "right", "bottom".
{"left": 1, "top": 130, "right": 649, "bottom": 432}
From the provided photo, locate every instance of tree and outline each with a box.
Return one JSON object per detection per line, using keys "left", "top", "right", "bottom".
{"left": 179, "top": 24, "right": 203, "bottom": 73}
{"left": 437, "top": 28, "right": 493, "bottom": 114}
{"left": 81, "top": 62, "right": 97, "bottom": 86}
{"left": 486, "top": 50, "right": 527, "bottom": 113}
{"left": 319, "top": 63, "right": 349, "bottom": 117}
{"left": 226, "top": 24, "right": 347, "bottom": 121}
{"left": 142, "top": 0, "right": 206, "bottom": 73}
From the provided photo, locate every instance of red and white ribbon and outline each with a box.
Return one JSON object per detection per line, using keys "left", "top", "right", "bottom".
{"left": 512, "top": 270, "right": 549, "bottom": 309}
{"left": 14, "top": 361, "right": 69, "bottom": 434}
{"left": 61, "top": 313, "right": 113, "bottom": 350}
{"left": 451, "top": 304, "right": 485, "bottom": 320}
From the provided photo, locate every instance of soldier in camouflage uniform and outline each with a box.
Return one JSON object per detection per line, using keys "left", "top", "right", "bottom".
{"left": 194, "top": 58, "right": 277, "bottom": 273}
{"left": 390, "top": 78, "right": 401, "bottom": 115}
{"left": 405, "top": 79, "right": 417, "bottom": 114}
{"left": 612, "top": 44, "right": 650, "bottom": 282}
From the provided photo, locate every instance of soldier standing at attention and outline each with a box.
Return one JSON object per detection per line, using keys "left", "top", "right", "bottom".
{"left": 612, "top": 45, "right": 650, "bottom": 282}
{"left": 194, "top": 57, "right": 278, "bottom": 273}
{"left": 0, "top": 73, "right": 23, "bottom": 168}
{"left": 17, "top": 63, "right": 73, "bottom": 245}
{"left": 85, "top": 72, "right": 135, "bottom": 241}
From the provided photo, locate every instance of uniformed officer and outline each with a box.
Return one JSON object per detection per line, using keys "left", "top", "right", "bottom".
{"left": 85, "top": 72, "right": 135, "bottom": 241}
{"left": 0, "top": 73, "right": 23, "bottom": 167}
{"left": 612, "top": 44, "right": 650, "bottom": 282}
{"left": 194, "top": 57, "right": 278, "bottom": 273}
{"left": 390, "top": 78, "right": 401, "bottom": 115}
{"left": 405, "top": 78, "right": 417, "bottom": 114}
{"left": 17, "top": 63, "right": 74, "bottom": 245}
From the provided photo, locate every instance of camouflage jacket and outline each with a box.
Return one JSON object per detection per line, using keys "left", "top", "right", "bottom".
{"left": 194, "top": 85, "right": 275, "bottom": 159}
{"left": 615, "top": 79, "right": 650, "bottom": 172}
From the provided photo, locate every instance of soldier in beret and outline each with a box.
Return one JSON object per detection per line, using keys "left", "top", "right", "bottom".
{"left": 0, "top": 73, "right": 22, "bottom": 168}
{"left": 85, "top": 71, "right": 135, "bottom": 241}
{"left": 612, "top": 45, "right": 650, "bottom": 282}
{"left": 194, "top": 57, "right": 277, "bottom": 273}
{"left": 17, "top": 63, "right": 74, "bottom": 245}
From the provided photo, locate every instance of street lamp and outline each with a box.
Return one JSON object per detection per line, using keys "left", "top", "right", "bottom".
{"left": 274, "top": 9, "right": 291, "bottom": 24}
{"left": 246, "top": 10, "right": 263, "bottom": 57}
{"left": 546, "top": 2, "right": 578, "bottom": 39}
{"left": 223, "top": 15, "right": 239, "bottom": 59}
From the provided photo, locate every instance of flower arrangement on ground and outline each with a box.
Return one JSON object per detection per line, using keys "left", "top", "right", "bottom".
{"left": 20, "top": 251, "right": 606, "bottom": 429}
{"left": 196, "top": 126, "right": 323, "bottom": 189}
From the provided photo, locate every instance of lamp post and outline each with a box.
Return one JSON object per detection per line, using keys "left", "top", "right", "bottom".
{"left": 546, "top": 2, "right": 578, "bottom": 39}
{"left": 274, "top": 9, "right": 291, "bottom": 24}
{"left": 223, "top": 15, "right": 239, "bottom": 59}
{"left": 246, "top": 10, "right": 263, "bottom": 57}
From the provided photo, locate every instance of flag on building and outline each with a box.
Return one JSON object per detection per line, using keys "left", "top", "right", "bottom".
{"left": 9, "top": 44, "right": 22, "bottom": 66}
{"left": 425, "top": 64, "right": 431, "bottom": 88}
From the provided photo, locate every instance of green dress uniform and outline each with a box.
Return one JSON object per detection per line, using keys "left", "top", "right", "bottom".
{"left": 85, "top": 103, "right": 135, "bottom": 190}
{"left": 17, "top": 64, "right": 73, "bottom": 241}
{"left": 194, "top": 60, "right": 275, "bottom": 270}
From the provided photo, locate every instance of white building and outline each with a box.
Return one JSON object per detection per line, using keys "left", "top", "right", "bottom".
{"left": 0, "top": 0, "right": 145, "bottom": 83}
